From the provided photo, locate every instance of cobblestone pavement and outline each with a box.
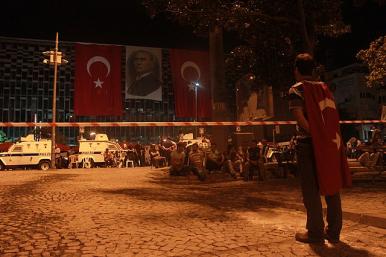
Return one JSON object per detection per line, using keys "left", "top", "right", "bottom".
{"left": 0, "top": 168, "right": 385, "bottom": 257}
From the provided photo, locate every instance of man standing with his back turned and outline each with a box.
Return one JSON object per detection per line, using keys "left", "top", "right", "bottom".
{"left": 288, "top": 53, "right": 352, "bottom": 244}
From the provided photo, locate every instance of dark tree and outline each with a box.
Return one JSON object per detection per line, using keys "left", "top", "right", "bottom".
{"left": 142, "top": 0, "right": 350, "bottom": 88}
{"left": 357, "top": 35, "right": 386, "bottom": 87}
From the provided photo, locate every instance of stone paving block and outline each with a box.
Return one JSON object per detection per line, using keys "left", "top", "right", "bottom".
{"left": 1, "top": 168, "right": 386, "bottom": 257}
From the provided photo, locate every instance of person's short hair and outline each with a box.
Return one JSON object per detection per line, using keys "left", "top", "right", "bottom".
{"left": 294, "top": 53, "right": 315, "bottom": 76}
{"left": 127, "top": 49, "right": 160, "bottom": 79}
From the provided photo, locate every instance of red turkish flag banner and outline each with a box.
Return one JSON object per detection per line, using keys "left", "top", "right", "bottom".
{"left": 74, "top": 44, "right": 123, "bottom": 116}
{"left": 303, "top": 81, "right": 352, "bottom": 195}
{"left": 170, "top": 49, "right": 212, "bottom": 118}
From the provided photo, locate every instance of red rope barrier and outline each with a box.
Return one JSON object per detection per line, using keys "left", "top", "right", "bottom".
{"left": 0, "top": 120, "right": 385, "bottom": 127}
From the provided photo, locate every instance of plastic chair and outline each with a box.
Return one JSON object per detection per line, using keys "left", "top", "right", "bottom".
{"left": 68, "top": 155, "right": 79, "bottom": 169}
{"left": 126, "top": 159, "right": 134, "bottom": 168}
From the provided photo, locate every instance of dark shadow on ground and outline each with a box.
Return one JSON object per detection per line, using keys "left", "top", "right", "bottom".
{"left": 96, "top": 185, "right": 284, "bottom": 213}
{"left": 310, "top": 241, "right": 376, "bottom": 257}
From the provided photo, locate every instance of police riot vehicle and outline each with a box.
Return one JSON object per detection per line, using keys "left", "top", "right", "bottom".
{"left": 0, "top": 134, "right": 52, "bottom": 170}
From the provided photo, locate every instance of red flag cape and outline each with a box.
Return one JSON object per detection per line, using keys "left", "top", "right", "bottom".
{"left": 303, "top": 81, "right": 352, "bottom": 195}
{"left": 170, "top": 49, "right": 212, "bottom": 118}
{"left": 74, "top": 44, "right": 123, "bottom": 116}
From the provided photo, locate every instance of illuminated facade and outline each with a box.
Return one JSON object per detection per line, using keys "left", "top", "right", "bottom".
{"left": 0, "top": 37, "right": 186, "bottom": 144}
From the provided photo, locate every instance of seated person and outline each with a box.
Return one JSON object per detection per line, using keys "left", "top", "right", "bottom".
{"left": 126, "top": 144, "right": 138, "bottom": 166}
{"left": 244, "top": 140, "right": 265, "bottom": 181}
{"left": 188, "top": 143, "right": 206, "bottom": 181}
{"left": 221, "top": 145, "right": 239, "bottom": 178}
{"left": 104, "top": 149, "right": 114, "bottom": 167}
{"left": 370, "top": 128, "right": 383, "bottom": 147}
{"left": 205, "top": 142, "right": 225, "bottom": 172}
{"left": 169, "top": 143, "right": 188, "bottom": 176}
{"left": 160, "top": 137, "right": 177, "bottom": 165}
{"left": 143, "top": 145, "right": 151, "bottom": 166}
{"left": 346, "top": 137, "right": 361, "bottom": 159}
{"left": 358, "top": 150, "right": 381, "bottom": 169}
{"left": 149, "top": 144, "right": 165, "bottom": 168}
{"left": 230, "top": 145, "right": 246, "bottom": 176}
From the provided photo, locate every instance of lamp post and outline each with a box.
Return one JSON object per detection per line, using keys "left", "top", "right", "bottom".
{"left": 42, "top": 32, "right": 67, "bottom": 169}
{"left": 193, "top": 82, "right": 200, "bottom": 137}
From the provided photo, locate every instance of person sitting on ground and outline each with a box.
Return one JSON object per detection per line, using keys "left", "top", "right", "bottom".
{"left": 170, "top": 143, "right": 188, "bottom": 176}
{"left": 357, "top": 128, "right": 383, "bottom": 169}
{"left": 223, "top": 145, "right": 241, "bottom": 178}
{"left": 188, "top": 143, "right": 206, "bottom": 181}
{"left": 205, "top": 142, "right": 225, "bottom": 173}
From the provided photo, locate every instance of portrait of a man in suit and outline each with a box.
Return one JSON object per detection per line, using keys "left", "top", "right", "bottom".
{"left": 126, "top": 50, "right": 161, "bottom": 98}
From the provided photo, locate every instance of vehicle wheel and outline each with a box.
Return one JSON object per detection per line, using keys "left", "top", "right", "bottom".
{"left": 39, "top": 161, "right": 51, "bottom": 171}
{"left": 0, "top": 162, "right": 4, "bottom": 171}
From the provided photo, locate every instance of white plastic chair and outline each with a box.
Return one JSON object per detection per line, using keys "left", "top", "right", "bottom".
{"left": 126, "top": 159, "right": 134, "bottom": 168}
{"left": 68, "top": 155, "right": 79, "bottom": 169}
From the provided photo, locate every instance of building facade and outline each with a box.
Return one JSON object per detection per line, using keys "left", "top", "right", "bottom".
{"left": 326, "top": 63, "right": 385, "bottom": 142}
{"left": 0, "top": 37, "right": 191, "bottom": 144}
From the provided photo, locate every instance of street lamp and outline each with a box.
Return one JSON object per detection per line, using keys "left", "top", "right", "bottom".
{"left": 192, "top": 82, "right": 201, "bottom": 137}
{"left": 194, "top": 82, "right": 200, "bottom": 122}
{"left": 42, "top": 32, "right": 68, "bottom": 169}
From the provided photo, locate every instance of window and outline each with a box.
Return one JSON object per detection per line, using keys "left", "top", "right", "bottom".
{"left": 12, "top": 146, "right": 23, "bottom": 152}
{"left": 107, "top": 144, "right": 117, "bottom": 151}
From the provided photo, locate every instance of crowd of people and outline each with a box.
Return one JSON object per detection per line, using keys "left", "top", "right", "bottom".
{"left": 167, "top": 138, "right": 296, "bottom": 182}
{"left": 347, "top": 126, "right": 384, "bottom": 170}
{"left": 56, "top": 129, "right": 384, "bottom": 180}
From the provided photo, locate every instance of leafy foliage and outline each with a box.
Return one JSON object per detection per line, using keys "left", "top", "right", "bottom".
{"left": 142, "top": 0, "right": 349, "bottom": 88}
{"left": 357, "top": 36, "right": 386, "bottom": 87}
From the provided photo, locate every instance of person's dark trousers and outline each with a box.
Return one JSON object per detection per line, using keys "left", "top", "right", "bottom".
{"left": 296, "top": 141, "right": 342, "bottom": 240}
{"left": 206, "top": 159, "right": 221, "bottom": 172}
{"left": 170, "top": 166, "right": 189, "bottom": 176}
{"left": 244, "top": 162, "right": 258, "bottom": 181}
{"left": 189, "top": 166, "right": 206, "bottom": 181}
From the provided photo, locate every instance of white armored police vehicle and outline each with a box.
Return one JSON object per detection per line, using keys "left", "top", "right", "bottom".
{"left": 0, "top": 134, "right": 52, "bottom": 171}
{"left": 78, "top": 133, "right": 124, "bottom": 168}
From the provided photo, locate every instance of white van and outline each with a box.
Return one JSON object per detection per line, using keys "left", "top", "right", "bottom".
{"left": 0, "top": 134, "right": 52, "bottom": 171}
{"left": 78, "top": 134, "right": 124, "bottom": 168}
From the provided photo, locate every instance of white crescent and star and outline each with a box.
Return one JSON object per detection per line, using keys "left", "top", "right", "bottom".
{"left": 181, "top": 61, "right": 201, "bottom": 91}
{"left": 332, "top": 132, "right": 341, "bottom": 150}
{"left": 319, "top": 98, "right": 336, "bottom": 112}
{"left": 86, "top": 56, "right": 111, "bottom": 88}
{"left": 318, "top": 97, "right": 340, "bottom": 150}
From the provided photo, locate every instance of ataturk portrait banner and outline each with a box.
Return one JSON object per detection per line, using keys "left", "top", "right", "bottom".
{"left": 125, "top": 46, "right": 162, "bottom": 101}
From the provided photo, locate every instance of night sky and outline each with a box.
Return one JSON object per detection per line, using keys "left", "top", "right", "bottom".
{"left": 1, "top": 0, "right": 385, "bottom": 70}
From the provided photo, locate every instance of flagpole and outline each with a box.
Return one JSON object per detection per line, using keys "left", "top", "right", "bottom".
{"left": 51, "top": 32, "right": 59, "bottom": 169}
{"left": 195, "top": 84, "right": 198, "bottom": 137}
{"left": 43, "top": 32, "right": 67, "bottom": 169}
